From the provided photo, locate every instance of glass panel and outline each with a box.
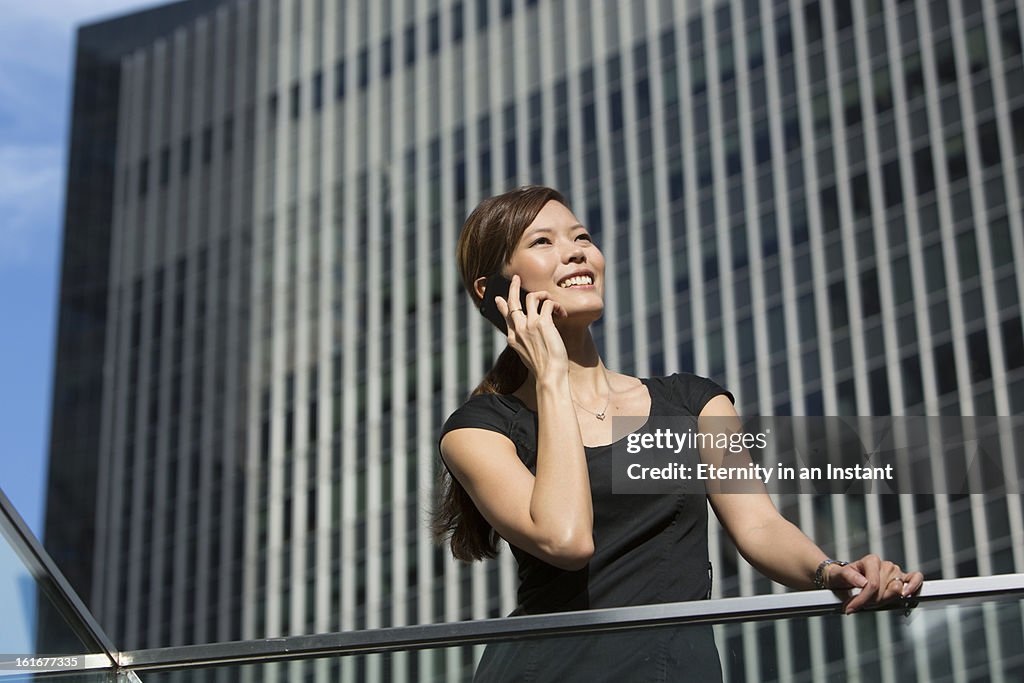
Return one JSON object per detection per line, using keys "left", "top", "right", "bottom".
{"left": 122, "top": 624, "right": 724, "bottom": 682}
{"left": 720, "top": 597, "right": 1024, "bottom": 682}
{"left": 0, "top": 492, "right": 114, "bottom": 670}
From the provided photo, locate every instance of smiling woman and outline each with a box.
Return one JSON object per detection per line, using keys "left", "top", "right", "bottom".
{"left": 432, "top": 186, "right": 923, "bottom": 682}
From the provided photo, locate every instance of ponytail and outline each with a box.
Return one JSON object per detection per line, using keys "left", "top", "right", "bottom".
{"left": 470, "top": 346, "right": 528, "bottom": 397}
{"left": 433, "top": 346, "right": 527, "bottom": 561}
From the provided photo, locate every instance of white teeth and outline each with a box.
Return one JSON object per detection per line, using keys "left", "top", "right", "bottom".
{"left": 559, "top": 275, "right": 593, "bottom": 288}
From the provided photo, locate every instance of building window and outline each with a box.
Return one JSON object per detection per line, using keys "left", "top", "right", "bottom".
{"left": 358, "top": 48, "right": 369, "bottom": 89}
{"left": 202, "top": 125, "right": 213, "bottom": 164}
{"left": 452, "top": 2, "right": 463, "bottom": 43}
{"left": 1002, "top": 317, "right": 1024, "bottom": 370}
{"left": 933, "top": 342, "right": 958, "bottom": 395}
{"left": 404, "top": 24, "right": 415, "bottom": 65}
{"left": 476, "top": 0, "right": 488, "bottom": 29}
{"left": 335, "top": 60, "right": 346, "bottom": 99}
{"left": 181, "top": 136, "right": 191, "bottom": 175}
{"left": 159, "top": 147, "right": 170, "bottom": 186}
{"left": 138, "top": 157, "right": 149, "bottom": 196}
{"left": 428, "top": 13, "right": 439, "bottom": 54}
{"left": 381, "top": 37, "right": 392, "bottom": 77}
{"left": 312, "top": 70, "right": 323, "bottom": 110}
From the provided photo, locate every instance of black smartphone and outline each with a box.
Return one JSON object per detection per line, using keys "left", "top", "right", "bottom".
{"left": 479, "top": 272, "right": 534, "bottom": 334}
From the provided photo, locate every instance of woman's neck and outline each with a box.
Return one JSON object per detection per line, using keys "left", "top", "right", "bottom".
{"left": 517, "top": 326, "right": 612, "bottom": 405}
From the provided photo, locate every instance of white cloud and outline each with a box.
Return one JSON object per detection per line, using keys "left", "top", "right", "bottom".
{"left": 0, "top": 2, "right": 166, "bottom": 267}
{"left": 0, "top": 145, "right": 64, "bottom": 266}
{"left": 0, "top": 2, "right": 165, "bottom": 149}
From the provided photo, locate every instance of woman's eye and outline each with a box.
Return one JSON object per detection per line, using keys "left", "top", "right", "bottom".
{"left": 530, "top": 237, "right": 551, "bottom": 246}
{"left": 576, "top": 233, "right": 592, "bottom": 242}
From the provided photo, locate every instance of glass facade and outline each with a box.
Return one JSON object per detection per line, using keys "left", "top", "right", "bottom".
{"left": 45, "top": 0, "right": 1024, "bottom": 680}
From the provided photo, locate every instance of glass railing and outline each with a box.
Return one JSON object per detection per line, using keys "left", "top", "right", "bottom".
{"left": 2, "top": 485, "right": 1023, "bottom": 682}
{"left": 120, "top": 587, "right": 1024, "bottom": 682}
{"left": 0, "top": 489, "right": 116, "bottom": 680}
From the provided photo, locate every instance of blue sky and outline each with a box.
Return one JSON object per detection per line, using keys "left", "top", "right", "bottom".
{"left": 0, "top": 2, "right": 183, "bottom": 648}
{"left": 0, "top": 1, "right": 165, "bottom": 540}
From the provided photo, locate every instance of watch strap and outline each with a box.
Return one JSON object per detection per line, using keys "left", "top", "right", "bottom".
{"left": 814, "top": 559, "right": 848, "bottom": 589}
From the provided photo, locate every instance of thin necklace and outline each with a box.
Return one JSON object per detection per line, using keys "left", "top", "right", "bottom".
{"left": 571, "top": 371, "right": 613, "bottom": 421}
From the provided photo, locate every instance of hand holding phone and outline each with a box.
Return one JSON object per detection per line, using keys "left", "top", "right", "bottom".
{"left": 479, "top": 272, "right": 571, "bottom": 377}
{"left": 479, "top": 272, "right": 534, "bottom": 334}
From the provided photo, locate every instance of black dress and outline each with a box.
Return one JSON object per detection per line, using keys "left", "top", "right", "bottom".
{"left": 438, "top": 373, "right": 735, "bottom": 682}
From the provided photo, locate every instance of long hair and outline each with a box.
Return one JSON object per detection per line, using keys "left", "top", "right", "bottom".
{"left": 433, "top": 185, "right": 568, "bottom": 561}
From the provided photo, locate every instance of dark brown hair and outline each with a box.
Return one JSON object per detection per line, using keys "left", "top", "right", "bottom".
{"left": 433, "top": 185, "right": 568, "bottom": 561}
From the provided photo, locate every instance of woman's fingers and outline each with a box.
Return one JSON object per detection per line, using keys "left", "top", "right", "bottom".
{"left": 495, "top": 295, "right": 523, "bottom": 347}
{"left": 495, "top": 295, "right": 513, "bottom": 331}
{"left": 548, "top": 297, "right": 569, "bottom": 318}
{"left": 843, "top": 555, "right": 881, "bottom": 614}
{"left": 827, "top": 564, "right": 866, "bottom": 590}
{"left": 838, "top": 555, "right": 924, "bottom": 614}
{"left": 538, "top": 297, "right": 553, "bottom": 321}
{"left": 496, "top": 276, "right": 570, "bottom": 376}
{"left": 517, "top": 289, "right": 566, "bottom": 326}
{"left": 509, "top": 274, "right": 522, "bottom": 313}
{"left": 524, "top": 291, "right": 541, "bottom": 324}
{"left": 902, "top": 571, "right": 925, "bottom": 598}
{"left": 537, "top": 298, "right": 570, "bottom": 322}
{"left": 505, "top": 275, "right": 569, "bottom": 321}
{"left": 835, "top": 567, "right": 874, "bottom": 614}
{"left": 879, "top": 564, "right": 906, "bottom": 603}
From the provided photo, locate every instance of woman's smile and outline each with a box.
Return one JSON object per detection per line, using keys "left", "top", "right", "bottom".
{"left": 556, "top": 270, "right": 596, "bottom": 289}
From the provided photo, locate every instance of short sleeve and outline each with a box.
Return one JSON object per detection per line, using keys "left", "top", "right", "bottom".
{"left": 437, "top": 394, "right": 518, "bottom": 468}
{"left": 436, "top": 393, "right": 524, "bottom": 473}
{"left": 668, "top": 372, "right": 735, "bottom": 416}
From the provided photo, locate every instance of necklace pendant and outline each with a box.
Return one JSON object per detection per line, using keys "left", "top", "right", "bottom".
{"left": 596, "top": 411, "right": 606, "bottom": 421}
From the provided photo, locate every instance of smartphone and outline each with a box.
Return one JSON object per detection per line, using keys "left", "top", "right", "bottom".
{"left": 479, "top": 272, "right": 534, "bottom": 334}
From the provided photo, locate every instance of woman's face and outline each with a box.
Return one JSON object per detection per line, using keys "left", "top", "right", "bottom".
{"left": 505, "top": 200, "right": 605, "bottom": 323}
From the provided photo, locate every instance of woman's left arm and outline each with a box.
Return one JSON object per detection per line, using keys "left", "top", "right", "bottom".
{"left": 697, "top": 395, "right": 924, "bottom": 613}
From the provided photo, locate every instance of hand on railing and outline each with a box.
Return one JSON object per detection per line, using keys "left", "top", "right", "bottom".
{"left": 825, "top": 553, "right": 924, "bottom": 615}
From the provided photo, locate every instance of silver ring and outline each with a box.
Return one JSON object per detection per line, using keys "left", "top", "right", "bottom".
{"left": 890, "top": 576, "right": 904, "bottom": 585}
{"left": 509, "top": 308, "right": 525, "bottom": 315}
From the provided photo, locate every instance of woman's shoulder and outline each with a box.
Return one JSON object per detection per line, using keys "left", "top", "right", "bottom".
{"left": 438, "top": 391, "right": 525, "bottom": 443}
{"left": 607, "top": 371, "right": 646, "bottom": 392}
{"left": 646, "top": 372, "right": 736, "bottom": 416}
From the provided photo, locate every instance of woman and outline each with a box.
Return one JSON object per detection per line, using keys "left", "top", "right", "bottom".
{"left": 434, "top": 186, "right": 923, "bottom": 681}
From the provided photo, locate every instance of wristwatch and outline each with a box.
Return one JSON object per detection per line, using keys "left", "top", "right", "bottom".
{"left": 814, "top": 559, "right": 848, "bottom": 589}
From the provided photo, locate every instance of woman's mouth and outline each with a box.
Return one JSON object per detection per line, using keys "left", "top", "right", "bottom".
{"left": 557, "top": 274, "right": 595, "bottom": 289}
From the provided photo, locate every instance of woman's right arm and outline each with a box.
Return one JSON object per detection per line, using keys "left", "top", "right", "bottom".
{"left": 440, "top": 277, "right": 594, "bottom": 570}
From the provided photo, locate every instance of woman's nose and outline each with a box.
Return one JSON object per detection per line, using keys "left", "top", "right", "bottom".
{"left": 564, "top": 243, "right": 586, "bottom": 263}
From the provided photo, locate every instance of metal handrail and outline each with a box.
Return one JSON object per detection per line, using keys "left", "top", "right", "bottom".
{"left": 116, "top": 573, "right": 1024, "bottom": 672}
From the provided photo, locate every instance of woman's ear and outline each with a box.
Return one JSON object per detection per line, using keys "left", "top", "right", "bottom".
{"left": 473, "top": 275, "right": 488, "bottom": 301}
